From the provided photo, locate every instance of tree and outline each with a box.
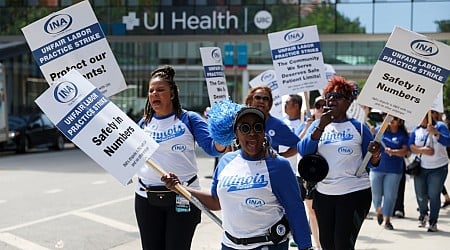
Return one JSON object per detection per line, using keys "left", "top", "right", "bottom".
{"left": 0, "top": 7, "right": 52, "bottom": 35}
{"left": 300, "top": 4, "right": 365, "bottom": 33}
{"left": 435, "top": 20, "right": 450, "bottom": 32}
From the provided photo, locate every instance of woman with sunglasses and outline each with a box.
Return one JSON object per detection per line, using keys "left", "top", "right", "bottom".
{"left": 369, "top": 115, "right": 409, "bottom": 230}
{"left": 245, "top": 86, "right": 300, "bottom": 161}
{"left": 298, "top": 76, "right": 381, "bottom": 250}
{"left": 162, "top": 107, "right": 313, "bottom": 250}
{"left": 135, "top": 65, "right": 226, "bottom": 250}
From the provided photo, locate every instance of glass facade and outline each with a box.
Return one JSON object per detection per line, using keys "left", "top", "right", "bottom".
{"left": 0, "top": 0, "right": 449, "bottom": 115}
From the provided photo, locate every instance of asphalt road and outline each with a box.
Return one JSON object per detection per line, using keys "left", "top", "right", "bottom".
{"left": 1, "top": 146, "right": 449, "bottom": 250}
{"left": 0, "top": 146, "right": 141, "bottom": 250}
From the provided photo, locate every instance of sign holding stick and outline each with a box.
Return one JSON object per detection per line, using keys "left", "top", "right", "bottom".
{"left": 355, "top": 114, "right": 393, "bottom": 177}
{"left": 146, "top": 159, "right": 223, "bottom": 228}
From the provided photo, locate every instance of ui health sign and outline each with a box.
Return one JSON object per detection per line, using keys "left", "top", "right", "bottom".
{"left": 35, "top": 70, "right": 158, "bottom": 185}
{"left": 358, "top": 27, "right": 450, "bottom": 126}
{"left": 22, "top": 0, "right": 127, "bottom": 97}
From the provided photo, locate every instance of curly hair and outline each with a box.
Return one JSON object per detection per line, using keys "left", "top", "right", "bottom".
{"left": 244, "top": 86, "right": 273, "bottom": 108}
{"left": 143, "top": 65, "right": 182, "bottom": 123}
{"left": 323, "top": 76, "right": 356, "bottom": 101}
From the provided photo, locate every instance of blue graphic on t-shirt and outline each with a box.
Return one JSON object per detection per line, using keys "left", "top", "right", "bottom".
{"left": 151, "top": 124, "right": 185, "bottom": 143}
{"left": 220, "top": 173, "right": 268, "bottom": 192}
{"left": 321, "top": 128, "right": 354, "bottom": 144}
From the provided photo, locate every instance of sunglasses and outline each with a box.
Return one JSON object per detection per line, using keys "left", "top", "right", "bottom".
{"left": 314, "top": 102, "right": 326, "bottom": 109}
{"left": 253, "top": 95, "right": 270, "bottom": 102}
{"left": 238, "top": 123, "right": 264, "bottom": 134}
{"left": 325, "top": 92, "right": 346, "bottom": 100}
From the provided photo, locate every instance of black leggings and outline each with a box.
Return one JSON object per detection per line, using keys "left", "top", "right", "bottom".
{"left": 313, "top": 188, "right": 371, "bottom": 250}
{"left": 135, "top": 193, "right": 201, "bottom": 250}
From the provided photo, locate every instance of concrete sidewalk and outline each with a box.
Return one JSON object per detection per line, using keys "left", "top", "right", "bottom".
{"left": 112, "top": 156, "right": 450, "bottom": 249}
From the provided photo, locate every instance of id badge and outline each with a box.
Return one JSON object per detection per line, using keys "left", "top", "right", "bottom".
{"left": 175, "top": 194, "right": 190, "bottom": 213}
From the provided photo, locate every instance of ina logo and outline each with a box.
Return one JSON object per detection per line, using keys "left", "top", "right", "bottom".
{"left": 44, "top": 14, "right": 73, "bottom": 34}
{"left": 261, "top": 71, "right": 275, "bottom": 83}
{"left": 283, "top": 30, "right": 304, "bottom": 43}
{"left": 410, "top": 39, "right": 439, "bottom": 56}
{"left": 171, "top": 144, "right": 187, "bottom": 152}
{"left": 245, "top": 198, "right": 265, "bottom": 208}
{"left": 54, "top": 81, "right": 78, "bottom": 103}
{"left": 211, "top": 48, "right": 222, "bottom": 63}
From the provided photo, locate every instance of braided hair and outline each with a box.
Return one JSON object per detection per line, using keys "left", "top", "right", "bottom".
{"left": 143, "top": 65, "right": 182, "bottom": 123}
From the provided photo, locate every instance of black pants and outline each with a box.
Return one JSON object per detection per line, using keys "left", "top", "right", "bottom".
{"left": 393, "top": 168, "right": 406, "bottom": 215}
{"left": 313, "top": 188, "right": 371, "bottom": 250}
{"left": 135, "top": 193, "right": 201, "bottom": 250}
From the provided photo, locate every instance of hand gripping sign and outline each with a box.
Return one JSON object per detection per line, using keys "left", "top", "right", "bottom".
{"left": 146, "top": 159, "right": 223, "bottom": 228}
{"left": 355, "top": 26, "right": 450, "bottom": 177}
{"left": 35, "top": 70, "right": 158, "bottom": 185}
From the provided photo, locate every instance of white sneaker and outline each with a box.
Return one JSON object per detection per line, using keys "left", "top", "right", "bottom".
{"left": 394, "top": 210, "right": 404, "bottom": 218}
{"left": 427, "top": 223, "right": 438, "bottom": 232}
{"left": 418, "top": 214, "right": 428, "bottom": 228}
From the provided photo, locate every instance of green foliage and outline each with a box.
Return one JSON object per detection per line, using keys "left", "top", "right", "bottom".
{"left": 443, "top": 77, "right": 450, "bottom": 112}
{"left": 435, "top": 20, "right": 450, "bottom": 32}
{"left": 300, "top": 4, "right": 365, "bottom": 33}
{"left": 0, "top": 7, "right": 53, "bottom": 35}
{"left": 267, "top": 4, "right": 365, "bottom": 34}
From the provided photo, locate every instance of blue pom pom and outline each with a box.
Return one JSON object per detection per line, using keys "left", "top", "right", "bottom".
{"left": 208, "top": 99, "right": 243, "bottom": 146}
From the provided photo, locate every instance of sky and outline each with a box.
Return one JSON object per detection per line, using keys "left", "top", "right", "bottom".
{"left": 336, "top": 1, "right": 450, "bottom": 34}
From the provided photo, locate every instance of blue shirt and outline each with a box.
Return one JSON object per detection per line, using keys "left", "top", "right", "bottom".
{"left": 265, "top": 115, "right": 300, "bottom": 152}
{"left": 370, "top": 128, "right": 408, "bottom": 174}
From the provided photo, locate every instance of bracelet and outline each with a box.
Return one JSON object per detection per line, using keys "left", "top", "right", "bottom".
{"left": 315, "top": 126, "right": 324, "bottom": 132}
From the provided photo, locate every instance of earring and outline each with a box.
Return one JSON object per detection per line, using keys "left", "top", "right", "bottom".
{"left": 232, "top": 138, "right": 240, "bottom": 149}
{"left": 262, "top": 137, "right": 268, "bottom": 149}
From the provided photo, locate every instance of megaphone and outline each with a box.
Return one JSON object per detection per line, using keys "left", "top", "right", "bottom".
{"left": 298, "top": 154, "right": 329, "bottom": 182}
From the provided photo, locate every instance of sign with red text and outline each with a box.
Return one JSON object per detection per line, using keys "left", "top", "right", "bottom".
{"left": 35, "top": 70, "right": 158, "bottom": 185}
{"left": 358, "top": 26, "right": 450, "bottom": 126}
{"left": 22, "top": 0, "right": 127, "bottom": 97}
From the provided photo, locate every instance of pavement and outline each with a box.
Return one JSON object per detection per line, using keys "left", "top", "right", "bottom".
{"left": 111, "top": 153, "right": 450, "bottom": 250}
